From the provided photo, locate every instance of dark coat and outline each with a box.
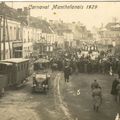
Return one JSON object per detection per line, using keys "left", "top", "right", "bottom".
{"left": 111, "top": 79, "right": 119, "bottom": 95}
{"left": 64, "top": 66, "right": 71, "bottom": 79}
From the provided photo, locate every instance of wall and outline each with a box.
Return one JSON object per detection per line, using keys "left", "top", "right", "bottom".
{"left": 22, "top": 26, "right": 33, "bottom": 58}
{"left": 0, "top": 19, "right": 21, "bottom": 59}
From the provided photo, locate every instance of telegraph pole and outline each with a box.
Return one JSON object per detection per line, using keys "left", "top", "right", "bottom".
{"left": 0, "top": 16, "right": 2, "bottom": 60}
{"left": 3, "top": 14, "right": 6, "bottom": 60}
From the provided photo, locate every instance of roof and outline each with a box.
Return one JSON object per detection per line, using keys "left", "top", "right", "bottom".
{"left": 106, "top": 22, "right": 120, "bottom": 31}
{"left": 2, "top": 58, "right": 29, "bottom": 63}
{"left": 0, "top": 61, "right": 13, "bottom": 66}
{"left": 50, "top": 22, "right": 72, "bottom": 35}
{"left": 0, "top": 2, "right": 20, "bottom": 22}
{"left": 0, "top": 2, "right": 28, "bottom": 25}
{"left": 30, "top": 16, "right": 53, "bottom": 33}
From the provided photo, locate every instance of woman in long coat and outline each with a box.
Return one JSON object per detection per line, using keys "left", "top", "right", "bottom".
{"left": 116, "top": 82, "right": 120, "bottom": 103}
{"left": 111, "top": 78, "right": 119, "bottom": 101}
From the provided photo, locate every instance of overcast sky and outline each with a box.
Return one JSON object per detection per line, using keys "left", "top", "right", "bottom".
{"left": 5, "top": 2, "right": 120, "bottom": 30}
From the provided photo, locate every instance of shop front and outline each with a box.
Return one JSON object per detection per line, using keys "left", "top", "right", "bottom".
{"left": 12, "top": 42, "right": 23, "bottom": 58}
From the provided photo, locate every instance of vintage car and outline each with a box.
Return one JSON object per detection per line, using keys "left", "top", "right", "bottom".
{"left": 32, "top": 72, "right": 50, "bottom": 93}
{"left": 34, "top": 58, "right": 50, "bottom": 70}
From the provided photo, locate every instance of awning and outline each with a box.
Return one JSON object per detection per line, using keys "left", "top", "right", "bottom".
{"left": 13, "top": 42, "right": 22, "bottom": 47}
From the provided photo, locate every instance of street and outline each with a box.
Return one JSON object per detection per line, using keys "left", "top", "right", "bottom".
{"left": 60, "top": 73, "right": 120, "bottom": 120}
{"left": 0, "top": 71, "right": 65, "bottom": 120}
{"left": 0, "top": 71, "right": 119, "bottom": 120}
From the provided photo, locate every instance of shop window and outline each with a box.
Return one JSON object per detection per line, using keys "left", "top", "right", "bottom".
{"left": 0, "top": 64, "right": 2, "bottom": 71}
{"left": 17, "top": 64, "right": 20, "bottom": 71}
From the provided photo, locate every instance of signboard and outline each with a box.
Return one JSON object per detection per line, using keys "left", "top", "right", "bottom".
{"left": 13, "top": 42, "right": 22, "bottom": 48}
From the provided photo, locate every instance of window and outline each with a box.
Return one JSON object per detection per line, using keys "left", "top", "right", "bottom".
{"left": 24, "top": 30, "right": 25, "bottom": 35}
{"left": 9, "top": 26, "right": 12, "bottom": 40}
{"left": 24, "top": 63, "right": 27, "bottom": 69}
{"left": 14, "top": 27, "right": 16, "bottom": 40}
{"left": 0, "top": 64, "right": 2, "bottom": 71}
{"left": 26, "top": 62, "right": 28, "bottom": 69}
{"left": 24, "top": 39, "right": 26, "bottom": 43}
{"left": 8, "top": 65, "right": 11, "bottom": 71}
{"left": 28, "top": 31, "right": 30, "bottom": 42}
{"left": 21, "top": 63, "right": 23, "bottom": 70}
{"left": 24, "top": 63, "right": 26, "bottom": 69}
{"left": 17, "top": 64, "right": 20, "bottom": 71}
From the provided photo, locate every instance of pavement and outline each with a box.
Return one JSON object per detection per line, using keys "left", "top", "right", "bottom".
{"left": 0, "top": 71, "right": 119, "bottom": 120}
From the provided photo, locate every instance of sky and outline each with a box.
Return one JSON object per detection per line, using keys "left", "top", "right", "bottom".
{"left": 5, "top": 2, "right": 120, "bottom": 30}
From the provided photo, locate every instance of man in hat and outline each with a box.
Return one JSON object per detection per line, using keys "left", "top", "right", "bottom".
{"left": 91, "top": 80, "right": 100, "bottom": 90}
{"left": 64, "top": 64, "right": 71, "bottom": 82}
{"left": 92, "top": 86, "right": 102, "bottom": 112}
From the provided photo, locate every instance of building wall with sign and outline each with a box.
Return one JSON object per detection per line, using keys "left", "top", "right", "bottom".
{"left": 97, "top": 26, "right": 120, "bottom": 46}
{"left": 63, "top": 32, "right": 73, "bottom": 48}
{"left": 0, "top": 18, "right": 21, "bottom": 59}
{"left": 23, "top": 42, "right": 33, "bottom": 58}
{"left": 12, "top": 42, "right": 22, "bottom": 58}
{"left": 57, "top": 35, "right": 64, "bottom": 48}
{"left": 41, "top": 33, "right": 57, "bottom": 44}
{"left": 36, "top": 29, "right": 42, "bottom": 42}
{"left": 22, "top": 26, "right": 33, "bottom": 58}
{"left": 22, "top": 26, "right": 42, "bottom": 58}
{"left": 1, "top": 19, "right": 21, "bottom": 42}
{"left": 0, "top": 42, "right": 13, "bottom": 59}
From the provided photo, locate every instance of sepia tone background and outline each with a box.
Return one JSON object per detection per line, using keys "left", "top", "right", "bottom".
{"left": 0, "top": 1, "right": 120, "bottom": 120}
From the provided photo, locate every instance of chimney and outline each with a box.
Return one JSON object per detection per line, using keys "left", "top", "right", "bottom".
{"left": 1, "top": 2, "right": 5, "bottom": 5}
{"left": 24, "top": 7, "right": 30, "bottom": 16}
{"left": 72, "top": 22, "right": 75, "bottom": 24}
{"left": 17, "top": 8, "right": 22, "bottom": 14}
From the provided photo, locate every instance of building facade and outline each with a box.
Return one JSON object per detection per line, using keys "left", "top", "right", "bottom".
{"left": 97, "top": 22, "right": 120, "bottom": 47}
{"left": 0, "top": 17, "right": 22, "bottom": 59}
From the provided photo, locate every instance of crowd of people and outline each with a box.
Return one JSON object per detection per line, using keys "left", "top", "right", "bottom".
{"left": 50, "top": 48, "right": 120, "bottom": 78}
{"left": 34, "top": 47, "right": 120, "bottom": 113}
{"left": 49, "top": 48, "right": 120, "bottom": 113}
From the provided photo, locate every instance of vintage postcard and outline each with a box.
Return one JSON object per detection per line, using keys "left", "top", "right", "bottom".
{"left": 0, "top": 1, "right": 120, "bottom": 120}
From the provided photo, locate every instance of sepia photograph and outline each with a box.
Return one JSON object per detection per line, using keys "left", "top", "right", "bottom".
{"left": 0, "top": 1, "right": 120, "bottom": 120}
